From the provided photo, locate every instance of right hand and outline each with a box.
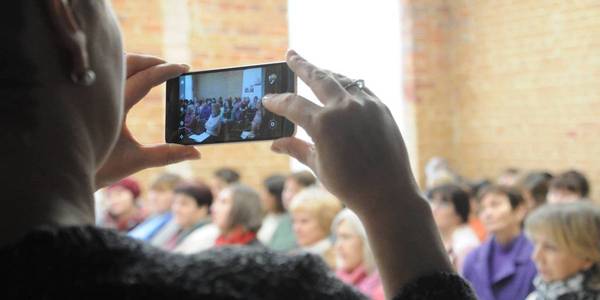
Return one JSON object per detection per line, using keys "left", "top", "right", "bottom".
{"left": 263, "top": 50, "right": 420, "bottom": 211}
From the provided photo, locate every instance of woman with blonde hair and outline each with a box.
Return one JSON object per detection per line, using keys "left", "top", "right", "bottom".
{"left": 525, "top": 202, "right": 600, "bottom": 299}
{"left": 290, "top": 187, "right": 343, "bottom": 268}
{"left": 333, "top": 209, "right": 385, "bottom": 300}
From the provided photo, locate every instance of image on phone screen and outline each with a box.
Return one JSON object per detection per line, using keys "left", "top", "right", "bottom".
{"left": 165, "top": 62, "right": 296, "bottom": 145}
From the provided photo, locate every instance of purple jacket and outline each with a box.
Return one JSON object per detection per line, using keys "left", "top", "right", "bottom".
{"left": 462, "top": 233, "right": 537, "bottom": 300}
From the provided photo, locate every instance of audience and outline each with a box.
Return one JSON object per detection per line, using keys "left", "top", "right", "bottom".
{"left": 282, "top": 170, "right": 317, "bottom": 209}
{"left": 212, "top": 184, "right": 263, "bottom": 247}
{"left": 428, "top": 184, "right": 480, "bottom": 271}
{"left": 463, "top": 185, "right": 537, "bottom": 300}
{"left": 128, "top": 173, "right": 182, "bottom": 246}
{"left": 164, "top": 182, "right": 215, "bottom": 252}
{"left": 98, "top": 178, "right": 147, "bottom": 232}
{"left": 257, "top": 175, "right": 297, "bottom": 251}
{"left": 547, "top": 170, "right": 591, "bottom": 203}
{"left": 290, "top": 187, "right": 343, "bottom": 269}
{"left": 524, "top": 202, "right": 600, "bottom": 299}
{"left": 333, "top": 209, "right": 385, "bottom": 300}
{"left": 468, "top": 179, "right": 492, "bottom": 241}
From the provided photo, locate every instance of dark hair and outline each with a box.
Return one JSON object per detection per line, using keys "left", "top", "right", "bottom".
{"left": 214, "top": 168, "right": 240, "bottom": 184}
{"left": 520, "top": 172, "right": 553, "bottom": 207}
{"left": 175, "top": 182, "right": 213, "bottom": 209}
{"left": 478, "top": 185, "right": 525, "bottom": 210}
{"left": 468, "top": 179, "right": 492, "bottom": 201}
{"left": 263, "top": 175, "right": 286, "bottom": 213}
{"left": 288, "top": 171, "right": 316, "bottom": 187}
{"left": 429, "top": 184, "right": 471, "bottom": 223}
{"left": 551, "top": 170, "right": 590, "bottom": 198}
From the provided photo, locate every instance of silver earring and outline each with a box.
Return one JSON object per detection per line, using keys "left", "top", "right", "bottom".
{"left": 71, "top": 69, "right": 96, "bottom": 86}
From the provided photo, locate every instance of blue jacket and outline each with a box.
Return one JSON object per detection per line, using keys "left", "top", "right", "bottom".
{"left": 462, "top": 233, "right": 537, "bottom": 300}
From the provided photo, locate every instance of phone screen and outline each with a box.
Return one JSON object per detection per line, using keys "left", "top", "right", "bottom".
{"left": 165, "top": 62, "right": 296, "bottom": 145}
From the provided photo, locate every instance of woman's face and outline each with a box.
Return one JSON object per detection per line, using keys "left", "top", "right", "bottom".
{"left": 172, "top": 193, "right": 207, "bottom": 229}
{"left": 479, "top": 193, "right": 522, "bottom": 235}
{"left": 292, "top": 211, "right": 326, "bottom": 247}
{"left": 530, "top": 234, "right": 593, "bottom": 282}
{"left": 259, "top": 188, "right": 276, "bottom": 213}
{"left": 334, "top": 220, "right": 364, "bottom": 272}
{"left": 430, "top": 195, "right": 462, "bottom": 231}
{"left": 211, "top": 189, "right": 234, "bottom": 232}
{"left": 147, "top": 189, "right": 175, "bottom": 214}
{"left": 282, "top": 179, "right": 302, "bottom": 209}
{"left": 107, "top": 187, "right": 135, "bottom": 217}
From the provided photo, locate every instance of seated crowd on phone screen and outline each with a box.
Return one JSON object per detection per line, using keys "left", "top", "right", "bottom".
{"left": 178, "top": 95, "right": 265, "bottom": 142}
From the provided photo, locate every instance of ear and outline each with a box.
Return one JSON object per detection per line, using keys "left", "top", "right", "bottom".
{"left": 45, "top": 0, "right": 95, "bottom": 85}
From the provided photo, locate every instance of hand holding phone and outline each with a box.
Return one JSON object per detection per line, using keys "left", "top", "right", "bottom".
{"left": 166, "top": 62, "right": 296, "bottom": 145}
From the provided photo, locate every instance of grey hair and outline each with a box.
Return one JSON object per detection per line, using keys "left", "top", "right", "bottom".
{"left": 331, "top": 208, "right": 377, "bottom": 273}
{"left": 226, "top": 184, "right": 263, "bottom": 233}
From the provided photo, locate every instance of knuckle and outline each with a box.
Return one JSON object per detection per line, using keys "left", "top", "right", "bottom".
{"left": 310, "top": 69, "right": 329, "bottom": 82}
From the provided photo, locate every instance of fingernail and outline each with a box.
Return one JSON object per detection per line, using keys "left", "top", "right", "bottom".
{"left": 184, "top": 149, "right": 200, "bottom": 159}
{"left": 271, "top": 145, "right": 282, "bottom": 153}
{"left": 180, "top": 64, "right": 191, "bottom": 71}
{"left": 263, "top": 94, "right": 275, "bottom": 101}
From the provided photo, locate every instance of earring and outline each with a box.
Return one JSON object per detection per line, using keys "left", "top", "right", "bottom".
{"left": 71, "top": 68, "right": 96, "bottom": 86}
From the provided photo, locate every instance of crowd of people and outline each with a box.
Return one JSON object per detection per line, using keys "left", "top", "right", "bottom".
{"left": 96, "top": 163, "right": 600, "bottom": 300}
{"left": 97, "top": 168, "right": 385, "bottom": 300}
{"left": 424, "top": 159, "right": 600, "bottom": 300}
{"left": 179, "top": 95, "right": 265, "bottom": 142}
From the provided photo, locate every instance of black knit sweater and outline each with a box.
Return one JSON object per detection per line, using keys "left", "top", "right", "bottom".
{"left": 0, "top": 226, "right": 476, "bottom": 299}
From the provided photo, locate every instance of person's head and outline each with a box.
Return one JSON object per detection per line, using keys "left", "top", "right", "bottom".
{"left": 428, "top": 184, "right": 471, "bottom": 231}
{"left": 260, "top": 175, "right": 286, "bottom": 214}
{"left": 332, "top": 209, "right": 376, "bottom": 274}
{"left": 547, "top": 170, "right": 590, "bottom": 203}
{"left": 478, "top": 185, "right": 527, "bottom": 236}
{"left": 497, "top": 168, "right": 521, "bottom": 187}
{"left": 107, "top": 178, "right": 141, "bottom": 217}
{"left": 289, "top": 187, "right": 342, "bottom": 247}
{"left": 525, "top": 202, "right": 600, "bottom": 283}
{"left": 172, "top": 182, "right": 213, "bottom": 229}
{"left": 211, "top": 184, "right": 262, "bottom": 234}
{"left": 519, "top": 172, "right": 553, "bottom": 211}
{"left": 147, "top": 173, "right": 183, "bottom": 214}
{"left": 210, "top": 167, "right": 240, "bottom": 198}
{"left": 282, "top": 171, "right": 316, "bottom": 209}
{"left": 2, "top": 2, "right": 124, "bottom": 195}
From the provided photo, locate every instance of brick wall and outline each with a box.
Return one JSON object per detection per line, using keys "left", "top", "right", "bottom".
{"left": 405, "top": 1, "right": 600, "bottom": 201}
{"left": 110, "top": 0, "right": 291, "bottom": 195}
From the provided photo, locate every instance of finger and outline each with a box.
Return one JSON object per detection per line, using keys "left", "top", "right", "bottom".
{"left": 262, "top": 93, "right": 321, "bottom": 136}
{"left": 271, "top": 137, "right": 317, "bottom": 171}
{"left": 139, "top": 144, "right": 201, "bottom": 169}
{"left": 125, "top": 63, "right": 190, "bottom": 110}
{"left": 126, "top": 53, "right": 167, "bottom": 78}
{"left": 286, "top": 50, "right": 347, "bottom": 105}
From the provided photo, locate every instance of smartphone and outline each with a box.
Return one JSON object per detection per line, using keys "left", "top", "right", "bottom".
{"left": 165, "top": 62, "right": 296, "bottom": 145}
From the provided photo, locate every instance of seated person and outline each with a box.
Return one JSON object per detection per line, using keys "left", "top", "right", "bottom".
{"left": 97, "top": 178, "right": 147, "bottom": 232}
{"left": 128, "top": 173, "right": 182, "bottom": 247}
{"left": 547, "top": 170, "right": 590, "bottom": 203}
{"left": 463, "top": 185, "right": 536, "bottom": 300}
{"left": 0, "top": 2, "right": 475, "bottom": 295}
{"left": 333, "top": 209, "right": 385, "bottom": 300}
{"left": 518, "top": 171, "right": 553, "bottom": 212}
{"left": 428, "top": 184, "right": 480, "bottom": 271}
{"left": 524, "top": 202, "right": 600, "bottom": 299}
{"left": 211, "top": 184, "right": 263, "bottom": 247}
{"left": 164, "top": 182, "right": 214, "bottom": 251}
{"left": 203, "top": 103, "right": 223, "bottom": 143}
{"left": 282, "top": 170, "right": 317, "bottom": 209}
{"left": 257, "top": 175, "right": 296, "bottom": 252}
{"left": 289, "top": 187, "right": 343, "bottom": 269}
{"left": 209, "top": 167, "right": 240, "bottom": 199}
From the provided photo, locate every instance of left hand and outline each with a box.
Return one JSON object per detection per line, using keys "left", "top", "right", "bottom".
{"left": 95, "top": 54, "right": 200, "bottom": 189}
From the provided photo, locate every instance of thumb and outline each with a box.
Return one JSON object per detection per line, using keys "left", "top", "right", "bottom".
{"left": 141, "top": 144, "right": 201, "bottom": 168}
{"left": 271, "top": 137, "right": 316, "bottom": 171}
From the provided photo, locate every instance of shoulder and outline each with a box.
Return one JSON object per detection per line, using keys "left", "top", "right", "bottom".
{"left": 1, "top": 225, "right": 364, "bottom": 300}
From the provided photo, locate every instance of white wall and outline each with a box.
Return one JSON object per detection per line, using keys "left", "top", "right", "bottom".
{"left": 287, "top": 0, "right": 407, "bottom": 172}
